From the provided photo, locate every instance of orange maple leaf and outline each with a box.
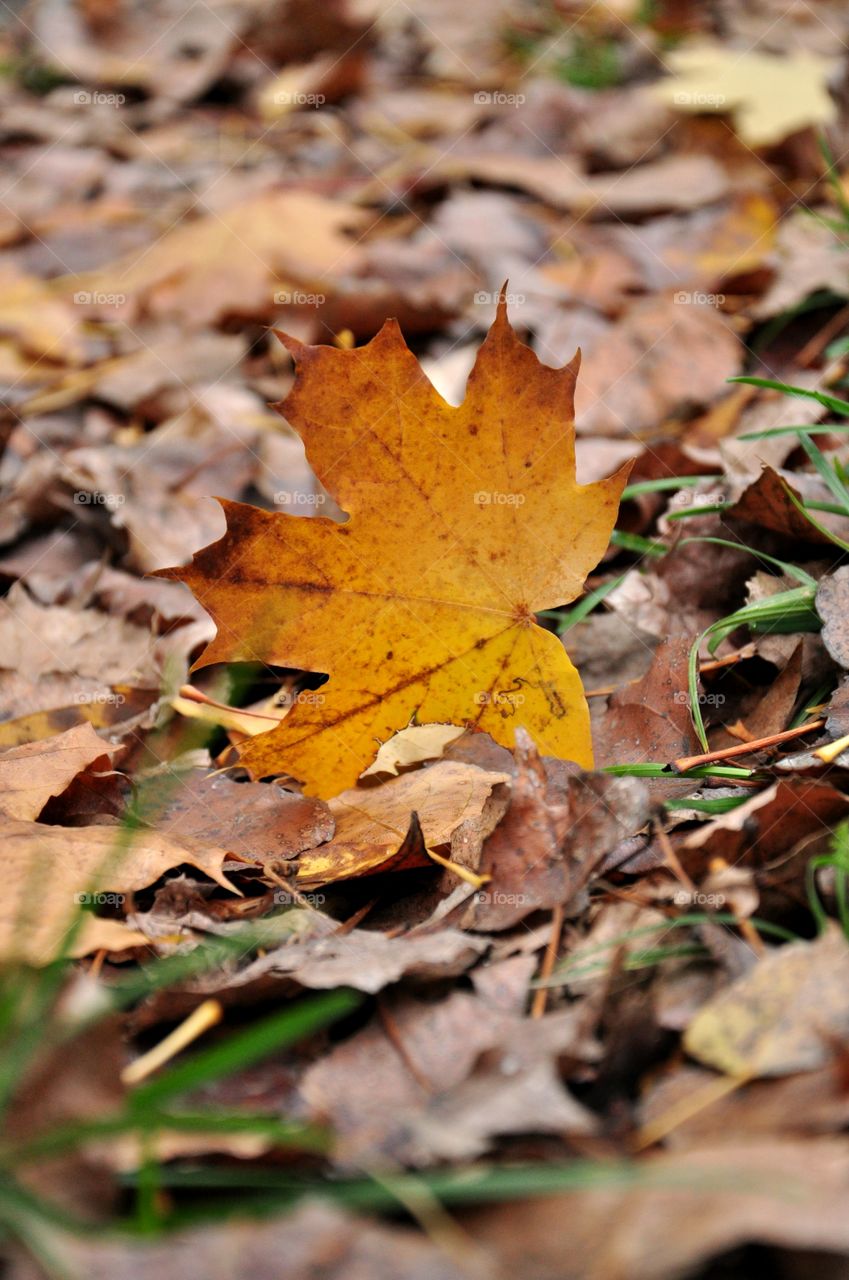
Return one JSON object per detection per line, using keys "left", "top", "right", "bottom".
{"left": 157, "top": 299, "right": 630, "bottom": 797}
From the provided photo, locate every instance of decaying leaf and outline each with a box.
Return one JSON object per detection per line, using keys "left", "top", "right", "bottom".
{"left": 462, "top": 729, "right": 650, "bottom": 930}
{"left": 160, "top": 300, "right": 630, "bottom": 797}
{"left": 684, "top": 927, "right": 849, "bottom": 1078}
{"left": 655, "top": 44, "right": 838, "bottom": 145}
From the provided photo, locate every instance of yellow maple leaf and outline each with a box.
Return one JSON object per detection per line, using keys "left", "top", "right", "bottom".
{"left": 157, "top": 299, "right": 629, "bottom": 797}
{"left": 655, "top": 44, "right": 838, "bottom": 147}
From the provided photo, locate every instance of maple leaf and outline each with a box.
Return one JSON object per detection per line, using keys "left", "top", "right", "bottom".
{"left": 655, "top": 44, "right": 838, "bottom": 147}
{"left": 157, "top": 298, "right": 629, "bottom": 797}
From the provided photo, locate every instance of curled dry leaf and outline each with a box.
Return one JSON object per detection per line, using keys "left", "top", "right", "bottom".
{"left": 0, "top": 722, "right": 118, "bottom": 821}
{"left": 159, "top": 300, "right": 630, "bottom": 797}
{"left": 296, "top": 760, "right": 511, "bottom": 886}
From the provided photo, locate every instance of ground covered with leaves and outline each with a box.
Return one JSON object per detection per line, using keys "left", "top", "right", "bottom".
{"left": 7, "top": 1, "right": 849, "bottom": 1277}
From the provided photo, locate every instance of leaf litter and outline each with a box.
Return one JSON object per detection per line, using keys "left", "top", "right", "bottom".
{"left": 7, "top": 1, "right": 849, "bottom": 1277}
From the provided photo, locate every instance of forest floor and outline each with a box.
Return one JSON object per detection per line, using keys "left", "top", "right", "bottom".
{"left": 5, "top": 2, "right": 849, "bottom": 1278}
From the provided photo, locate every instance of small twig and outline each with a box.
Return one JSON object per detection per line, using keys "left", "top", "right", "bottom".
{"left": 377, "top": 998, "right": 433, "bottom": 1093}
{"left": 177, "top": 684, "right": 285, "bottom": 722}
{"left": 531, "top": 905, "right": 565, "bottom": 1019}
{"left": 672, "top": 719, "right": 825, "bottom": 772}
{"left": 121, "top": 999, "right": 223, "bottom": 1085}
{"left": 796, "top": 303, "right": 849, "bottom": 367}
{"left": 653, "top": 818, "right": 694, "bottom": 892}
{"left": 631, "top": 1071, "right": 748, "bottom": 1151}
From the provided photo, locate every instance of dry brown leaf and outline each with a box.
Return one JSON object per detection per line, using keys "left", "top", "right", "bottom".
{"left": 152, "top": 772, "right": 334, "bottom": 865}
{"left": 462, "top": 729, "right": 649, "bottom": 930}
{"left": 296, "top": 761, "right": 511, "bottom": 886}
{"left": 0, "top": 723, "right": 117, "bottom": 821}
{"left": 62, "top": 191, "right": 366, "bottom": 326}
{"left": 0, "top": 820, "right": 237, "bottom": 964}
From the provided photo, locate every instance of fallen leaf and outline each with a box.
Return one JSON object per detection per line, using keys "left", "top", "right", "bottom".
{"left": 64, "top": 191, "right": 366, "bottom": 327}
{"left": 0, "top": 820, "right": 237, "bottom": 964}
{"left": 536, "top": 296, "right": 741, "bottom": 438}
{"left": 159, "top": 300, "right": 630, "bottom": 797}
{"left": 226, "top": 927, "right": 488, "bottom": 996}
{"left": 299, "top": 990, "right": 597, "bottom": 1163}
{"left": 464, "top": 1138, "right": 849, "bottom": 1280}
{"left": 152, "top": 772, "right": 335, "bottom": 864}
{"left": 595, "top": 635, "right": 701, "bottom": 777}
{"left": 434, "top": 152, "right": 729, "bottom": 216}
{"left": 817, "top": 567, "right": 849, "bottom": 669}
{"left": 655, "top": 43, "right": 838, "bottom": 146}
{"left": 298, "top": 760, "right": 511, "bottom": 885}
{"left": 0, "top": 723, "right": 117, "bottom": 820}
{"left": 18, "top": 1200, "right": 468, "bottom": 1280}
{"left": 360, "top": 722, "right": 465, "bottom": 777}
{"left": 684, "top": 927, "right": 849, "bottom": 1077}
{"left": 681, "top": 779, "right": 849, "bottom": 876}
{"left": 727, "top": 465, "right": 849, "bottom": 544}
{"left": 462, "top": 729, "right": 650, "bottom": 930}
